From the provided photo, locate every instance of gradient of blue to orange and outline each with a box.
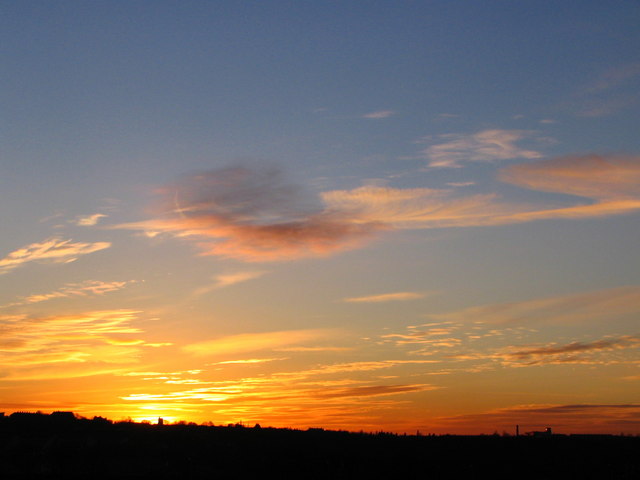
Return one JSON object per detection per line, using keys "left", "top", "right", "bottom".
{"left": 1, "top": 1, "right": 639, "bottom": 434}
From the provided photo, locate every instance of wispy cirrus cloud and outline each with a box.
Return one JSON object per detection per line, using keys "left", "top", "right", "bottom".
{"left": 344, "top": 292, "right": 427, "bottom": 303}
{"left": 430, "top": 285, "right": 640, "bottom": 325}
{"left": 419, "top": 129, "right": 544, "bottom": 168}
{"left": 74, "top": 213, "right": 107, "bottom": 226}
{"left": 120, "top": 359, "right": 438, "bottom": 430}
{"left": 4, "top": 280, "right": 131, "bottom": 307}
{"left": 183, "top": 329, "right": 339, "bottom": 356}
{"left": 573, "top": 62, "right": 640, "bottom": 117}
{"left": 0, "top": 310, "right": 170, "bottom": 379}
{"left": 0, "top": 238, "right": 111, "bottom": 275}
{"left": 362, "top": 110, "right": 396, "bottom": 119}
{"left": 209, "top": 358, "right": 287, "bottom": 366}
{"left": 192, "top": 271, "right": 266, "bottom": 296}
{"left": 581, "top": 62, "right": 640, "bottom": 95}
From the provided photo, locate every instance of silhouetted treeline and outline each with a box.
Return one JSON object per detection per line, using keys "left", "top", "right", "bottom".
{"left": 1, "top": 412, "right": 638, "bottom": 479}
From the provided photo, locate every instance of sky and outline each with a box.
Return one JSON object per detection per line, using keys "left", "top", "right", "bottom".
{"left": 1, "top": 1, "right": 639, "bottom": 434}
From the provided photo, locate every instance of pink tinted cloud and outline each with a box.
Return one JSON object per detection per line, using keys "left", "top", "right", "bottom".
{"left": 118, "top": 167, "right": 385, "bottom": 262}
{"left": 420, "top": 129, "right": 543, "bottom": 168}
{"left": 499, "top": 154, "right": 640, "bottom": 200}
{"left": 117, "top": 155, "right": 640, "bottom": 262}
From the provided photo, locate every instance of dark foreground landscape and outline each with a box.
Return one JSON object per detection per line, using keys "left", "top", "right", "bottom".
{"left": 1, "top": 412, "right": 638, "bottom": 479}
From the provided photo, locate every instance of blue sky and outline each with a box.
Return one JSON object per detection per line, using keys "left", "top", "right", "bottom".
{"left": 1, "top": 1, "right": 639, "bottom": 432}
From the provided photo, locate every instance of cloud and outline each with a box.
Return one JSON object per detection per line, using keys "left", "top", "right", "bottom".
{"left": 312, "top": 384, "right": 434, "bottom": 399}
{"left": 116, "top": 156, "right": 640, "bottom": 262}
{"left": 430, "top": 285, "right": 640, "bottom": 325}
{"left": 115, "top": 167, "right": 384, "bottom": 262}
{"left": 0, "top": 238, "right": 111, "bottom": 275}
{"left": 0, "top": 310, "right": 169, "bottom": 379}
{"left": 581, "top": 63, "right": 640, "bottom": 95}
{"left": 507, "top": 335, "right": 640, "bottom": 359}
{"left": 497, "top": 335, "right": 640, "bottom": 366}
{"left": 75, "top": 213, "right": 107, "bottom": 226}
{"left": 321, "top": 185, "right": 514, "bottom": 229}
{"left": 275, "top": 346, "right": 352, "bottom": 352}
{"left": 119, "top": 359, "right": 438, "bottom": 430}
{"left": 192, "top": 271, "right": 266, "bottom": 296}
{"left": 344, "top": 292, "right": 426, "bottom": 303}
{"left": 419, "top": 129, "right": 543, "bottom": 168}
{"left": 441, "top": 330, "right": 640, "bottom": 368}
{"left": 572, "top": 63, "right": 640, "bottom": 117}
{"left": 4, "top": 280, "right": 131, "bottom": 307}
{"left": 381, "top": 324, "right": 460, "bottom": 345}
{"left": 209, "top": 358, "right": 286, "bottom": 366}
{"left": 499, "top": 154, "right": 640, "bottom": 201}
{"left": 362, "top": 110, "right": 396, "bottom": 119}
{"left": 446, "top": 182, "right": 475, "bottom": 187}
{"left": 183, "top": 329, "right": 338, "bottom": 356}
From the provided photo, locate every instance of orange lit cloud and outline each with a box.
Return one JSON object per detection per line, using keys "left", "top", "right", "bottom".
{"left": 321, "top": 185, "right": 512, "bottom": 229}
{"left": 119, "top": 359, "right": 439, "bottom": 430}
{"left": 0, "top": 237, "right": 111, "bottom": 274}
{"left": 183, "top": 329, "right": 338, "bottom": 356}
{"left": 116, "top": 156, "right": 640, "bottom": 262}
{"left": 344, "top": 292, "right": 426, "bottom": 303}
{"left": 0, "top": 310, "right": 170, "bottom": 379}
{"left": 74, "top": 213, "right": 107, "bottom": 226}
{"left": 116, "top": 167, "right": 384, "bottom": 262}
{"left": 209, "top": 358, "right": 287, "bottom": 365}
{"left": 500, "top": 154, "right": 640, "bottom": 200}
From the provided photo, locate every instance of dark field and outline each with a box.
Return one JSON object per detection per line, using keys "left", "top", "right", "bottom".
{"left": 1, "top": 412, "right": 638, "bottom": 479}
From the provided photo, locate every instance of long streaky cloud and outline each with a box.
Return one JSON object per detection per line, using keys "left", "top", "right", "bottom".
{"left": 344, "top": 292, "right": 426, "bottom": 303}
{"left": 362, "top": 110, "right": 396, "bottom": 119}
{"left": 430, "top": 285, "right": 640, "bottom": 325}
{"left": 209, "top": 358, "right": 287, "bottom": 365}
{"left": 192, "top": 271, "right": 266, "bottom": 296}
{"left": 0, "top": 238, "right": 111, "bottom": 274}
{"left": 0, "top": 310, "right": 169, "bottom": 379}
{"left": 503, "top": 334, "right": 640, "bottom": 364}
{"left": 499, "top": 154, "right": 640, "bottom": 200}
{"left": 6, "top": 280, "right": 131, "bottom": 307}
{"left": 183, "top": 329, "right": 338, "bottom": 356}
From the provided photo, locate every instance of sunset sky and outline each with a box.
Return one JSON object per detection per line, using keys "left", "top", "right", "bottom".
{"left": 2, "top": 1, "right": 639, "bottom": 434}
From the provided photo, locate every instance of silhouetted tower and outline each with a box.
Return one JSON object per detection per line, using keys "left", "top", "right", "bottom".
{"left": 158, "top": 417, "right": 164, "bottom": 426}
{"left": 516, "top": 425, "right": 519, "bottom": 436}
